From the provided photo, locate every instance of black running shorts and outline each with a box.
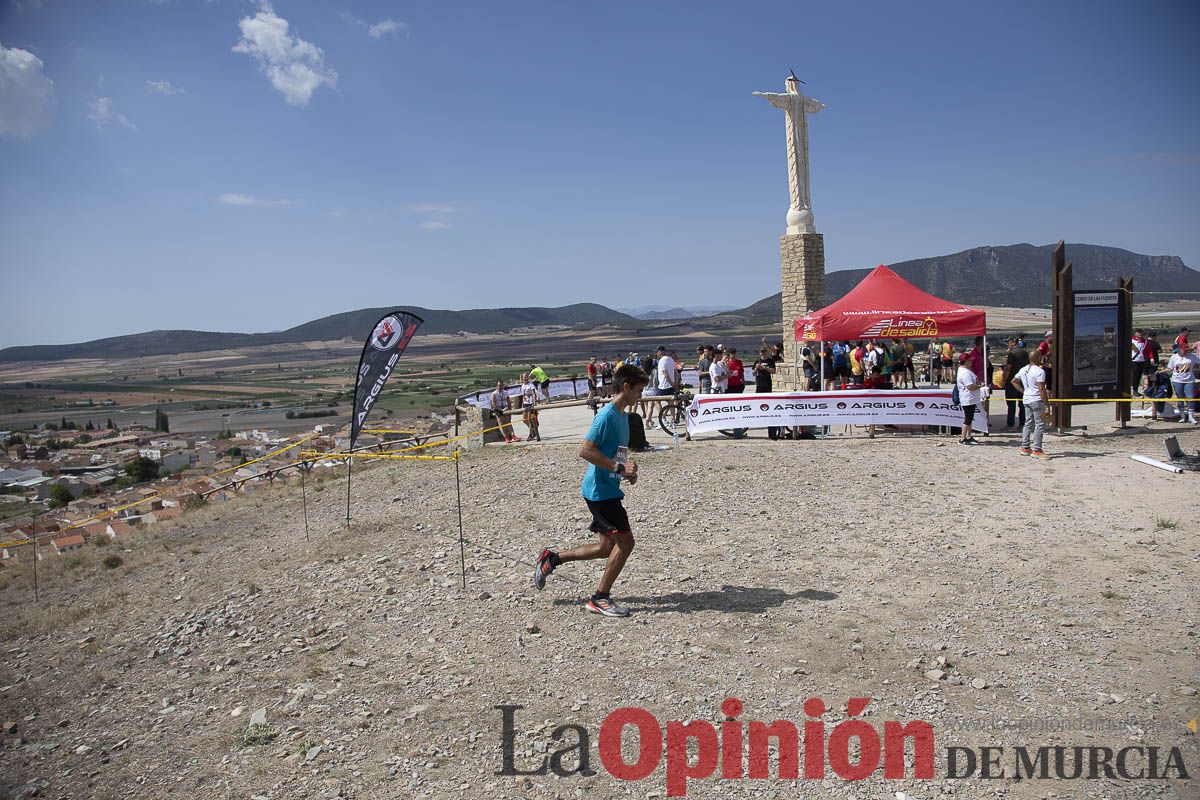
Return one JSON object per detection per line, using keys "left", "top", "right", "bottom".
{"left": 584, "top": 498, "right": 631, "bottom": 535}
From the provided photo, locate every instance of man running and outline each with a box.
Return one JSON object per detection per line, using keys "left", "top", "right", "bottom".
{"left": 532, "top": 363, "right": 649, "bottom": 617}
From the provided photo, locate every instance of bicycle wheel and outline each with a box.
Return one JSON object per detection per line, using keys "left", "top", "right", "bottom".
{"left": 658, "top": 403, "right": 685, "bottom": 436}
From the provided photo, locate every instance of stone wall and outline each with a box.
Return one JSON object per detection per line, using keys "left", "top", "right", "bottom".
{"left": 778, "top": 233, "right": 826, "bottom": 389}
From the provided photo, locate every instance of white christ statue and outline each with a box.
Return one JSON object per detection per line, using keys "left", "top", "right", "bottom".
{"left": 753, "top": 74, "right": 826, "bottom": 235}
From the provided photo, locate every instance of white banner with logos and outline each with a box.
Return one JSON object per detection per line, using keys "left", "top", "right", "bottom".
{"left": 685, "top": 389, "right": 988, "bottom": 434}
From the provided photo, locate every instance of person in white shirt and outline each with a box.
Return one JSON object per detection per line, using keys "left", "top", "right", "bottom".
{"left": 709, "top": 352, "right": 730, "bottom": 393}
{"left": 1167, "top": 347, "right": 1198, "bottom": 423}
{"left": 863, "top": 341, "right": 880, "bottom": 373}
{"left": 519, "top": 373, "right": 542, "bottom": 441}
{"left": 655, "top": 346, "right": 677, "bottom": 395}
{"left": 1011, "top": 350, "right": 1051, "bottom": 458}
{"left": 954, "top": 353, "right": 982, "bottom": 445}
{"left": 489, "top": 381, "right": 518, "bottom": 443}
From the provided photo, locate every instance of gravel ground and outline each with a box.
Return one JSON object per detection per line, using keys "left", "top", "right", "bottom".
{"left": 1, "top": 424, "right": 1198, "bottom": 800}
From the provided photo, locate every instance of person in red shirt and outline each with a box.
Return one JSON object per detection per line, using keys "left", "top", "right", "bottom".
{"left": 585, "top": 356, "right": 598, "bottom": 400}
{"left": 863, "top": 366, "right": 887, "bottom": 389}
{"left": 1038, "top": 330, "right": 1054, "bottom": 388}
{"left": 726, "top": 348, "right": 745, "bottom": 394}
{"left": 726, "top": 348, "right": 747, "bottom": 438}
{"left": 1176, "top": 327, "right": 1190, "bottom": 353}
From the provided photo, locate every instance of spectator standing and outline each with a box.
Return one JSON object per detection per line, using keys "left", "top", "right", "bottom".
{"left": 489, "top": 381, "right": 518, "bottom": 443}
{"left": 1001, "top": 337, "right": 1030, "bottom": 430}
{"left": 1012, "top": 350, "right": 1051, "bottom": 459}
{"left": 888, "top": 338, "right": 902, "bottom": 388}
{"left": 955, "top": 353, "right": 982, "bottom": 445}
{"left": 940, "top": 339, "right": 955, "bottom": 380}
{"left": 753, "top": 347, "right": 780, "bottom": 439}
{"left": 1175, "top": 326, "right": 1190, "bottom": 355}
{"left": 586, "top": 357, "right": 598, "bottom": 400}
{"left": 726, "top": 348, "right": 745, "bottom": 395}
{"left": 904, "top": 340, "right": 917, "bottom": 387}
{"left": 1167, "top": 345, "right": 1198, "bottom": 423}
{"left": 726, "top": 348, "right": 747, "bottom": 438}
{"left": 520, "top": 373, "right": 542, "bottom": 441}
{"left": 637, "top": 352, "right": 659, "bottom": 424}
{"left": 863, "top": 341, "right": 880, "bottom": 375}
{"left": 830, "top": 341, "right": 850, "bottom": 389}
{"left": 850, "top": 341, "right": 866, "bottom": 384}
{"left": 709, "top": 351, "right": 730, "bottom": 393}
{"left": 697, "top": 346, "right": 713, "bottom": 394}
{"left": 656, "top": 346, "right": 678, "bottom": 396}
{"left": 1038, "top": 331, "right": 1054, "bottom": 388}
{"left": 928, "top": 339, "right": 942, "bottom": 385}
{"left": 800, "top": 342, "right": 817, "bottom": 391}
{"left": 1145, "top": 331, "right": 1163, "bottom": 375}
{"left": 1131, "top": 329, "right": 1149, "bottom": 396}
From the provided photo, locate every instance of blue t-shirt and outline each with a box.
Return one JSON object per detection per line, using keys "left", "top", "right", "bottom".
{"left": 581, "top": 402, "right": 628, "bottom": 501}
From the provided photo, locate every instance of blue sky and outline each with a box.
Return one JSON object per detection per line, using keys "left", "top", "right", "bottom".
{"left": 1, "top": 0, "right": 1198, "bottom": 347}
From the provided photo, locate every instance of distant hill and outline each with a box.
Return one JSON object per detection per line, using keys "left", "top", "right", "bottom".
{"left": 712, "top": 243, "right": 1200, "bottom": 327}
{"left": 619, "top": 305, "right": 738, "bottom": 320}
{"left": 0, "top": 303, "right": 640, "bottom": 362}
{"left": 5, "top": 243, "right": 1196, "bottom": 361}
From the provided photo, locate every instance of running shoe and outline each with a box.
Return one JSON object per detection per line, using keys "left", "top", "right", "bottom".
{"left": 586, "top": 596, "right": 630, "bottom": 617}
{"left": 1019, "top": 447, "right": 1033, "bottom": 456}
{"left": 532, "top": 549, "right": 556, "bottom": 591}
{"left": 1032, "top": 450, "right": 1052, "bottom": 460}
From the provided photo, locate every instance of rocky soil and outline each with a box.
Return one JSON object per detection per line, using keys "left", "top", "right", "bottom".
{"left": 1, "top": 426, "right": 1198, "bottom": 799}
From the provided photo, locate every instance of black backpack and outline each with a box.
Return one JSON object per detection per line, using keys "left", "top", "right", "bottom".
{"left": 627, "top": 412, "right": 649, "bottom": 451}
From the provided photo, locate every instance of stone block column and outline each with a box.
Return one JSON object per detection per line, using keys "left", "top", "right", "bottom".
{"left": 778, "top": 233, "right": 826, "bottom": 389}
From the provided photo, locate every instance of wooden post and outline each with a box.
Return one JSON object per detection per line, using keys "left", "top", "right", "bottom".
{"left": 1050, "top": 241, "right": 1073, "bottom": 431}
{"left": 1116, "top": 277, "right": 1133, "bottom": 428}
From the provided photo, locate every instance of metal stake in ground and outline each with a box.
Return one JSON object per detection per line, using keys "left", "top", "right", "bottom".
{"left": 30, "top": 534, "right": 38, "bottom": 604}
{"left": 345, "top": 456, "right": 352, "bottom": 528}
{"left": 455, "top": 449, "right": 466, "bottom": 588}
{"left": 300, "top": 458, "right": 311, "bottom": 541}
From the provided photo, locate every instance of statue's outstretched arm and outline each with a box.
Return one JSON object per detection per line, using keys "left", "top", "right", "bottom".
{"left": 752, "top": 91, "right": 789, "bottom": 110}
{"left": 803, "top": 97, "right": 827, "bottom": 114}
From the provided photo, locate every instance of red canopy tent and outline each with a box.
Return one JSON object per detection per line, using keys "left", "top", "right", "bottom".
{"left": 794, "top": 265, "right": 986, "bottom": 342}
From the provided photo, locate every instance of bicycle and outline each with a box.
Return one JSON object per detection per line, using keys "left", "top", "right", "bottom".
{"left": 657, "top": 388, "right": 693, "bottom": 438}
{"left": 657, "top": 388, "right": 739, "bottom": 439}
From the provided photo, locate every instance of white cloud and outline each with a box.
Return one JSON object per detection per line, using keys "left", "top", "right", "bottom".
{"left": 420, "top": 220, "right": 450, "bottom": 230}
{"left": 233, "top": 2, "right": 336, "bottom": 106}
{"left": 217, "top": 193, "right": 293, "bottom": 207}
{"left": 88, "top": 96, "right": 136, "bottom": 131}
{"left": 407, "top": 202, "right": 457, "bottom": 214}
{"left": 0, "top": 45, "right": 54, "bottom": 137}
{"left": 368, "top": 19, "right": 406, "bottom": 39}
{"left": 342, "top": 13, "right": 408, "bottom": 40}
{"left": 146, "top": 79, "right": 184, "bottom": 96}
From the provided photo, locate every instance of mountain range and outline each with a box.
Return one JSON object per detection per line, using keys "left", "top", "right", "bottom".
{"left": 715, "top": 242, "right": 1200, "bottom": 327}
{"left": 2, "top": 243, "right": 1196, "bottom": 361}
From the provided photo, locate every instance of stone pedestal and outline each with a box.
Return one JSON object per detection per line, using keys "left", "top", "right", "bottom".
{"left": 779, "top": 233, "right": 826, "bottom": 389}
{"left": 457, "top": 405, "right": 510, "bottom": 448}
